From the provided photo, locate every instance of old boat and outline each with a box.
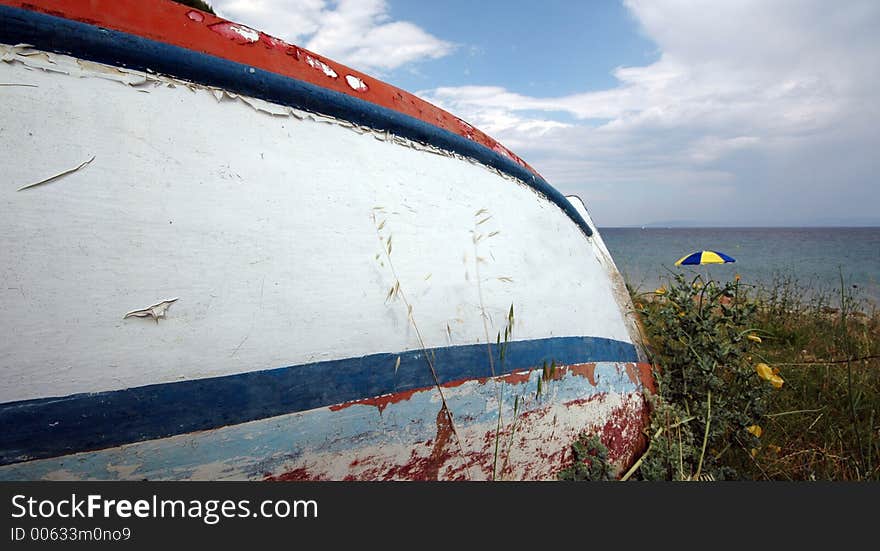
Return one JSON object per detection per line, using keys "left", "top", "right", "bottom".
{"left": 0, "top": 0, "right": 652, "bottom": 480}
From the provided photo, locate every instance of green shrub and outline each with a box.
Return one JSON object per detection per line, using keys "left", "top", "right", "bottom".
{"left": 557, "top": 433, "right": 614, "bottom": 481}
{"left": 633, "top": 274, "right": 772, "bottom": 480}
{"left": 629, "top": 271, "right": 879, "bottom": 480}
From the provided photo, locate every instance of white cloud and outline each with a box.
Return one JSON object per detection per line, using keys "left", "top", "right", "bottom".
{"left": 417, "top": 0, "right": 880, "bottom": 225}
{"left": 211, "top": 0, "right": 453, "bottom": 73}
{"left": 212, "top": 1, "right": 325, "bottom": 43}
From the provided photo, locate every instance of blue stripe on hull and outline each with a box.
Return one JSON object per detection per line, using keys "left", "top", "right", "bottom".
{"left": 0, "top": 336, "right": 637, "bottom": 466}
{"left": 0, "top": 4, "right": 593, "bottom": 238}
{"left": 0, "top": 363, "right": 642, "bottom": 481}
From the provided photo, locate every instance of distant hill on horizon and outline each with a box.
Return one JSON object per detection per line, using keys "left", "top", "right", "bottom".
{"left": 601, "top": 217, "right": 880, "bottom": 229}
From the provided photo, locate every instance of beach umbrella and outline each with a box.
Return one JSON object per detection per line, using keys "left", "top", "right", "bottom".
{"left": 674, "top": 250, "right": 736, "bottom": 266}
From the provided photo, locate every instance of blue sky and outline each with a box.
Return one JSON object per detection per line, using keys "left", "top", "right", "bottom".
{"left": 211, "top": 1, "right": 880, "bottom": 227}
{"left": 384, "top": 0, "right": 658, "bottom": 96}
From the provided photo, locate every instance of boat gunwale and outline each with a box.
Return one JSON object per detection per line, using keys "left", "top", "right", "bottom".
{"left": 0, "top": 0, "right": 594, "bottom": 237}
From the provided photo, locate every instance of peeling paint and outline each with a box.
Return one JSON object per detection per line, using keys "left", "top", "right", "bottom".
{"left": 499, "top": 370, "right": 533, "bottom": 386}
{"left": 208, "top": 22, "right": 260, "bottom": 44}
{"left": 0, "top": 32, "right": 647, "bottom": 479}
{"left": 106, "top": 463, "right": 141, "bottom": 479}
{"left": 2, "top": 0, "right": 552, "bottom": 183}
{"left": 0, "top": 44, "right": 554, "bottom": 203}
{"left": 345, "top": 74, "right": 367, "bottom": 92}
{"left": 185, "top": 10, "right": 204, "bottom": 23}
{"left": 305, "top": 55, "right": 338, "bottom": 78}
{"left": 328, "top": 387, "right": 422, "bottom": 414}
{"left": 265, "top": 467, "right": 325, "bottom": 481}
{"left": 457, "top": 118, "right": 475, "bottom": 140}
{"left": 16, "top": 155, "right": 94, "bottom": 191}
{"left": 423, "top": 405, "right": 455, "bottom": 480}
{"left": 260, "top": 34, "right": 298, "bottom": 58}
{"left": 123, "top": 298, "right": 179, "bottom": 323}
{"left": 0, "top": 382, "right": 647, "bottom": 481}
{"left": 76, "top": 58, "right": 148, "bottom": 86}
{"left": 568, "top": 363, "right": 599, "bottom": 386}
{"left": 2, "top": 363, "right": 650, "bottom": 480}
{"left": 492, "top": 142, "right": 528, "bottom": 170}
{"left": 598, "top": 398, "right": 650, "bottom": 467}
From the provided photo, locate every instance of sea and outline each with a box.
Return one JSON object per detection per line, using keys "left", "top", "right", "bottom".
{"left": 599, "top": 227, "right": 880, "bottom": 306}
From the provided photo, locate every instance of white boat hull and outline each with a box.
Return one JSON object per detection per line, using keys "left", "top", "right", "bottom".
{"left": 0, "top": 2, "right": 651, "bottom": 480}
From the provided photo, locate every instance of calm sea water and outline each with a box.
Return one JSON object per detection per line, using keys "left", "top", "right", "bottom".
{"left": 599, "top": 227, "right": 880, "bottom": 305}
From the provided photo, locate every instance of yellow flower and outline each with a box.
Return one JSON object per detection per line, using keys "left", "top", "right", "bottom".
{"left": 747, "top": 334, "right": 762, "bottom": 343}
{"left": 756, "top": 363, "right": 784, "bottom": 388}
{"left": 654, "top": 287, "right": 666, "bottom": 295}
{"left": 746, "top": 425, "right": 763, "bottom": 438}
{"left": 750, "top": 448, "right": 759, "bottom": 458}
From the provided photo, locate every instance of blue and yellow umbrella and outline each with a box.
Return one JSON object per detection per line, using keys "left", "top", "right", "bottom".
{"left": 674, "top": 250, "right": 736, "bottom": 266}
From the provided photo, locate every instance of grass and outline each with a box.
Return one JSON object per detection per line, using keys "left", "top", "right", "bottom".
{"left": 628, "top": 271, "right": 880, "bottom": 480}
{"left": 372, "top": 207, "right": 522, "bottom": 480}
{"left": 372, "top": 209, "right": 471, "bottom": 479}
{"left": 746, "top": 273, "right": 880, "bottom": 480}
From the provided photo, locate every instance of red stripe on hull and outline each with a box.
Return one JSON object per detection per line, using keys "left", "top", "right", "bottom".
{"left": 3, "top": 0, "right": 539, "bottom": 178}
{"left": 266, "top": 363, "right": 654, "bottom": 481}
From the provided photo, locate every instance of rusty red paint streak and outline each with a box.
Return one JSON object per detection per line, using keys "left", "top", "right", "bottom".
{"left": 325, "top": 361, "right": 647, "bottom": 416}
{"left": 567, "top": 362, "right": 654, "bottom": 390}
{"left": 328, "top": 369, "right": 537, "bottom": 414}
{"left": 636, "top": 362, "right": 656, "bottom": 393}
{"left": 457, "top": 118, "right": 475, "bottom": 139}
{"left": 328, "top": 387, "right": 421, "bottom": 414}
{"left": 567, "top": 363, "right": 599, "bottom": 386}
{"left": 264, "top": 467, "right": 326, "bottom": 481}
{"left": 381, "top": 405, "right": 472, "bottom": 481}
{"left": 447, "top": 369, "right": 533, "bottom": 388}
{"left": 500, "top": 370, "right": 532, "bottom": 385}
{"left": 426, "top": 405, "right": 454, "bottom": 480}
{"left": 599, "top": 398, "right": 650, "bottom": 466}
{"left": 4, "top": 0, "right": 541, "bottom": 180}
{"left": 624, "top": 363, "right": 639, "bottom": 386}
{"left": 492, "top": 142, "right": 528, "bottom": 170}
{"left": 343, "top": 408, "right": 484, "bottom": 481}
{"left": 561, "top": 395, "right": 603, "bottom": 409}
{"left": 441, "top": 378, "right": 469, "bottom": 389}
{"left": 266, "top": 391, "right": 650, "bottom": 480}
{"left": 555, "top": 392, "right": 649, "bottom": 470}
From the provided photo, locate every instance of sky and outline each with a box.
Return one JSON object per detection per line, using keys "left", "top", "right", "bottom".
{"left": 209, "top": 0, "right": 880, "bottom": 227}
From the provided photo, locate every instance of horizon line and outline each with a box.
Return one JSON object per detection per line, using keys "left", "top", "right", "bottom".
{"left": 599, "top": 224, "right": 880, "bottom": 229}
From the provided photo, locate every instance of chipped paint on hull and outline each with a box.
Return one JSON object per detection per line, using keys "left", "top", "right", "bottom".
{"left": 0, "top": 46, "right": 637, "bottom": 404}
{"left": 0, "top": 1, "right": 654, "bottom": 480}
{"left": 0, "top": 362, "right": 650, "bottom": 481}
{"left": 0, "top": 0, "right": 540, "bottom": 179}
